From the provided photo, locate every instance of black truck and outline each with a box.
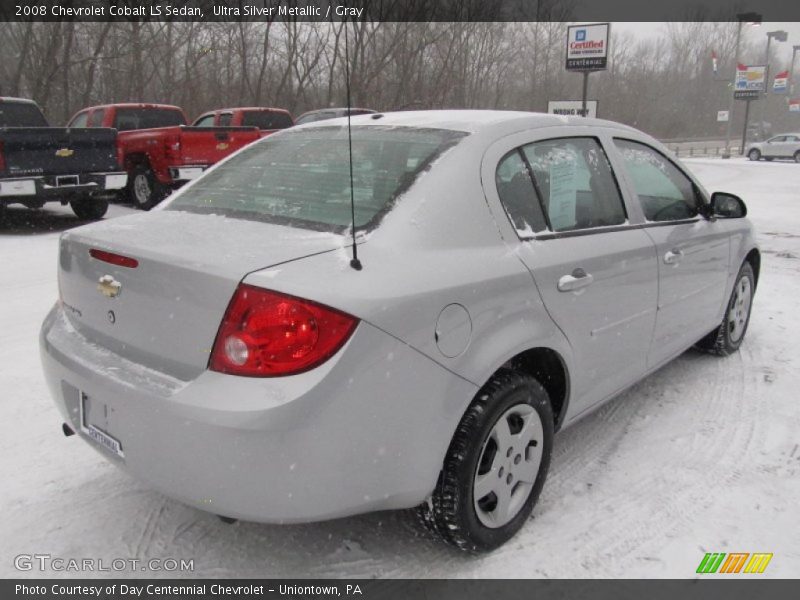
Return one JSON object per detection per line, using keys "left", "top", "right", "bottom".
{"left": 0, "top": 97, "right": 127, "bottom": 221}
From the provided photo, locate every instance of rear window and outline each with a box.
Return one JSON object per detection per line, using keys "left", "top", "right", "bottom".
{"left": 167, "top": 126, "right": 466, "bottom": 232}
{"left": 113, "top": 108, "right": 186, "bottom": 131}
{"left": 241, "top": 111, "right": 293, "bottom": 130}
{"left": 0, "top": 102, "right": 48, "bottom": 127}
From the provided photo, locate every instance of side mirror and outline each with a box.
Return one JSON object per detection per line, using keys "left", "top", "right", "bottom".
{"left": 710, "top": 192, "right": 747, "bottom": 219}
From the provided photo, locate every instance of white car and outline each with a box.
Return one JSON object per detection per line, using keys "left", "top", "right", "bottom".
{"left": 746, "top": 133, "right": 800, "bottom": 162}
{"left": 40, "top": 111, "right": 759, "bottom": 552}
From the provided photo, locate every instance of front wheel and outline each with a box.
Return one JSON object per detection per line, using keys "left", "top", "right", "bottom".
{"left": 70, "top": 197, "right": 109, "bottom": 221}
{"left": 748, "top": 149, "right": 761, "bottom": 161}
{"left": 419, "top": 372, "right": 554, "bottom": 552}
{"left": 696, "top": 262, "right": 755, "bottom": 356}
{"left": 128, "top": 164, "right": 166, "bottom": 210}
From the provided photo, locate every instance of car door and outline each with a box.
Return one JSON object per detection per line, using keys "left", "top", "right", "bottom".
{"left": 611, "top": 138, "right": 730, "bottom": 368}
{"left": 764, "top": 135, "right": 786, "bottom": 157}
{"left": 785, "top": 135, "right": 800, "bottom": 158}
{"left": 491, "top": 133, "right": 659, "bottom": 415}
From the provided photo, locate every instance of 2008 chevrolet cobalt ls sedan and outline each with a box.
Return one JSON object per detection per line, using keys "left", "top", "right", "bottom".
{"left": 40, "top": 111, "right": 759, "bottom": 552}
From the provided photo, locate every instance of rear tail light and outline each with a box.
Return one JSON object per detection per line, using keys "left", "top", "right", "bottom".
{"left": 209, "top": 284, "right": 358, "bottom": 377}
{"left": 89, "top": 248, "right": 139, "bottom": 268}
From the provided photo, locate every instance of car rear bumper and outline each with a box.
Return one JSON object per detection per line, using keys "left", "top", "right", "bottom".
{"left": 40, "top": 304, "right": 476, "bottom": 523}
{"left": 0, "top": 172, "right": 127, "bottom": 202}
{"left": 167, "top": 165, "right": 208, "bottom": 182}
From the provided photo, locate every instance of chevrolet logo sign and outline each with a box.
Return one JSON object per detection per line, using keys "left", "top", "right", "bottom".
{"left": 55, "top": 148, "right": 74, "bottom": 158}
{"left": 216, "top": 142, "right": 229, "bottom": 151}
{"left": 97, "top": 275, "right": 121, "bottom": 298}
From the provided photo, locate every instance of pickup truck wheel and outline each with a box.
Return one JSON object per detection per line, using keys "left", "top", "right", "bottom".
{"left": 70, "top": 197, "right": 108, "bottom": 221}
{"left": 129, "top": 165, "right": 165, "bottom": 210}
{"left": 418, "top": 371, "right": 553, "bottom": 552}
{"left": 695, "top": 262, "right": 755, "bottom": 356}
{"left": 747, "top": 149, "right": 761, "bottom": 161}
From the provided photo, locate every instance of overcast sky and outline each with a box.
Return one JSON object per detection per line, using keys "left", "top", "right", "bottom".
{"left": 613, "top": 22, "right": 800, "bottom": 65}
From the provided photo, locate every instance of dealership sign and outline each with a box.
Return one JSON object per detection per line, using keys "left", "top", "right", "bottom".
{"left": 717, "top": 110, "right": 729, "bottom": 122}
{"left": 548, "top": 100, "right": 598, "bottom": 118}
{"left": 734, "top": 64, "right": 766, "bottom": 99}
{"left": 790, "top": 98, "right": 800, "bottom": 112}
{"left": 773, "top": 70, "right": 789, "bottom": 94}
{"left": 566, "top": 23, "right": 609, "bottom": 70}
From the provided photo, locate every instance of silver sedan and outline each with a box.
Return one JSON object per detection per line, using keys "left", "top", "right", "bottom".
{"left": 40, "top": 111, "right": 759, "bottom": 552}
{"left": 746, "top": 133, "right": 800, "bottom": 162}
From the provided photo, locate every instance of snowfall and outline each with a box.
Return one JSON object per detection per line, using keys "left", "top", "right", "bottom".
{"left": 1, "top": 158, "right": 798, "bottom": 579}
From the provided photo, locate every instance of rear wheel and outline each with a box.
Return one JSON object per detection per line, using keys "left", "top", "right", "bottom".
{"left": 128, "top": 164, "right": 166, "bottom": 210}
{"left": 70, "top": 197, "right": 108, "bottom": 221}
{"left": 419, "top": 371, "right": 553, "bottom": 552}
{"left": 696, "top": 262, "right": 755, "bottom": 356}
{"left": 748, "top": 149, "right": 761, "bottom": 161}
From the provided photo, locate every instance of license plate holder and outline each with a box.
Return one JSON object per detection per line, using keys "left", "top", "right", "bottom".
{"left": 79, "top": 392, "right": 124, "bottom": 459}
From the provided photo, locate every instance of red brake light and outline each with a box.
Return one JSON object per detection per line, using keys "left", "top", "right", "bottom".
{"left": 89, "top": 248, "right": 139, "bottom": 268}
{"left": 210, "top": 284, "right": 358, "bottom": 377}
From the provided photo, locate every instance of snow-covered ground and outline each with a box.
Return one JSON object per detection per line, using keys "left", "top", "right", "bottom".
{"left": 1, "top": 159, "right": 799, "bottom": 578}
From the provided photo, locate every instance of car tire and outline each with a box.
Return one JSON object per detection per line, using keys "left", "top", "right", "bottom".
{"left": 418, "top": 371, "right": 553, "bottom": 552}
{"left": 70, "top": 197, "right": 109, "bottom": 221}
{"left": 794, "top": 151, "right": 800, "bottom": 164}
{"left": 695, "top": 262, "right": 755, "bottom": 356}
{"left": 748, "top": 149, "right": 761, "bottom": 161}
{"left": 128, "top": 164, "right": 166, "bottom": 210}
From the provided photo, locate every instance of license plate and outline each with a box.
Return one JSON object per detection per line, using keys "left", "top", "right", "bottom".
{"left": 176, "top": 167, "right": 204, "bottom": 180}
{"left": 79, "top": 392, "right": 124, "bottom": 458}
{"left": 0, "top": 179, "right": 36, "bottom": 197}
{"left": 105, "top": 174, "right": 127, "bottom": 190}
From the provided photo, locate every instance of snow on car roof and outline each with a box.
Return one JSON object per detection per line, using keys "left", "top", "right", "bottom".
{"left": 294, "top": 109, "right": 637, "bottom": 138}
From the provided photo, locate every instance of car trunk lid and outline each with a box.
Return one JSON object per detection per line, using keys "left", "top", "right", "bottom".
{"left": 58, "top": 210, "right": 343, "bottom": 380}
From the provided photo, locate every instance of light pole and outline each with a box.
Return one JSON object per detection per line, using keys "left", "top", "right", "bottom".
{"left": 757, "top": 30, "right": 788, "bottom": 138}
{"left": 791, "top": 45, "right": 800, "bottom": 95}
{"left": 723, "top": 12, "right": 761, "bottom": 159}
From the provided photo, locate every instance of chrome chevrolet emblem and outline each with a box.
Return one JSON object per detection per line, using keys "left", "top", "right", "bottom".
{"left": 97, "top": 275, "right": 121, "bottom": 298}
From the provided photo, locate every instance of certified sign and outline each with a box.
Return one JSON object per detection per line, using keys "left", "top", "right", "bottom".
{"left": 548, "top": 100, "right": 598, "bottom": 118}
{"left": 734, "top": 65, "right": 766, "bottom": 99}
{"left": 566, "top": 23, "right": 610, "bottom": 71}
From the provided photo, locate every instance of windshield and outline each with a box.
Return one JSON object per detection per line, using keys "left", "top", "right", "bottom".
{"left": 167, "top": 125, "right": 466, "bottom": 232}
{"left": 0, "top": 102, "right": 48, "bottom": 127}
{"left": 113, "top": 108, "right": 186, "bottom": 130}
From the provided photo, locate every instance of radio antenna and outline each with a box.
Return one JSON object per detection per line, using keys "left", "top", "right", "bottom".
{"left": 343, "top": 18, "right": 362, "bottom": 271}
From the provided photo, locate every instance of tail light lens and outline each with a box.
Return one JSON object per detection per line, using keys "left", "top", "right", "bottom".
{"left": 209, "top": 284, "right": 358, "bottom": 377}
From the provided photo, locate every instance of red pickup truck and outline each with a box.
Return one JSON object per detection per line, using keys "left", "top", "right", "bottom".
{"left": 191, "top": 107, "right": 293, "bottom": 136}
{"left": 68, "top": 103, "right": 262, "bottom": 209}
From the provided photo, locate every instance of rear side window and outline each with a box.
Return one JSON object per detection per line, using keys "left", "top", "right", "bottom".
{"left": 113, "top": 108, "right": 186, "bottom": 131}
{"left": 614, "top": 139, "right": 701, "bottom": 222}
{"left": 241, "top": 111, "right": 293, "bottom": 130}
{"left": 507, "top": 137, "right": 626, "bottom": 233}
{"left": 87, "top": 109, "right": 106, "bottom": 127}
{"left": 0, "top": 102, "right": 48, "bottom": 127}
{"left": 496, "top": 150, "right": 547, "bottom": 236}
{"left": 168, "top": 126, "right": 467, "bottom": 232}
{"left": 68, "top": 112, "right": 89, "bottom": 128}
{"left": 193, "top": 114, "right": 215, "bottom": 127}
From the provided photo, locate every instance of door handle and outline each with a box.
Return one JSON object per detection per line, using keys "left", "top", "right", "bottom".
{"left": 558, "top": 268, "right": 594, "bottom": 292}
{"left": 664, "top": 248, "right": 683, "bottom": 265}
